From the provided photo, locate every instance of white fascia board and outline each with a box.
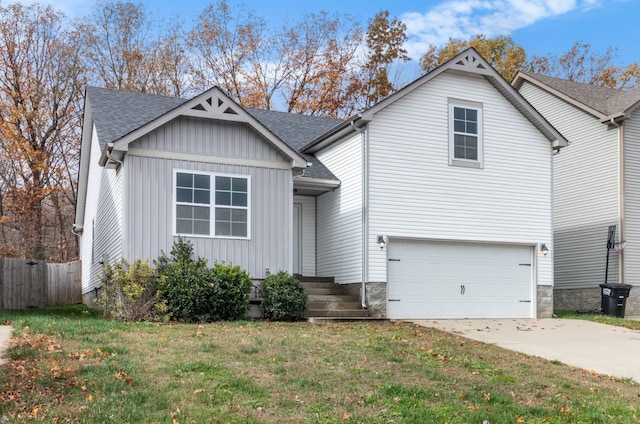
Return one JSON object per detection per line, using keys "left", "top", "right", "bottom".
{"left": 74, "top": 95, "right": 95, "bottom": 231}
{"left": 512, "top": 72, "right": 608, "bottom": 121}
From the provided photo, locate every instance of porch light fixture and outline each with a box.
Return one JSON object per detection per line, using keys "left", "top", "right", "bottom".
{"left": 540, "top": 244, "right": 549, "bottom": 256}
{"left": 377, "top": 235, "right": 387, "bottom": 250}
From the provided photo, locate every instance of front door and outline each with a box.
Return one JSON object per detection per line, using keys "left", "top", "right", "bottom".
{"left": 293, "top": 204, "right": 302, "bottom": 274}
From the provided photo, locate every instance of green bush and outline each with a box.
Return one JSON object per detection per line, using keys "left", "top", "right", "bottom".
{"left": 210, "top": 262, "right": 254, "bottom": 320}
{"left": 262, "top": 271, "right": 307, "bottom": 321}
{"left": 156, "top": 238, "right": 253, "bottom": 322}
{"left": 96, "top": 259, "right": 166, "bottom": 322}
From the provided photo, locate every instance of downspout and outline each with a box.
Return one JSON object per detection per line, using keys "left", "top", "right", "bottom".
{"left": 617, "top": 121, "right": 626, "bottom": 283}
{"left": 350, "top": 120, "right": 368, "bottom": 309}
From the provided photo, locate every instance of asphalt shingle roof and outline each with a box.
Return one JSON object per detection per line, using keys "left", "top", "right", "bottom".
{"left": 519, "top": 71, "right": 640, "bottom": 116}
{"left": 86, "top": 86, "right": 186, "bottom": 149}
{"left": 245, "top": 108, "right": 341, "bottom": 180}
{"left": 85, "top": 86, "right": 341, "bottom": 180}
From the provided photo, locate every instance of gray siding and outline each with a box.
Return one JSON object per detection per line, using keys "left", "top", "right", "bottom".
{"left": 132, "top": 116, "right": 290, "bottom": 163}
{"left": 316, "top": 131, "right": 363, "bottom": 283}
{"left": 123, "top": 117, "right": 293, "bottom": 279}
{"left": 519, "top": 81, "right": 620, "bottom": 289}
{"left": 624, "top": 112, "right": 640, "bottom": 287}
{"left": 367, "top": 72, "right": 554, "bottom": 285}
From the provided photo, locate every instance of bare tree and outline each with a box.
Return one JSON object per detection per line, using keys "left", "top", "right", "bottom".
{"left": 0, "top": 3, "right": 86, "bottom": 259}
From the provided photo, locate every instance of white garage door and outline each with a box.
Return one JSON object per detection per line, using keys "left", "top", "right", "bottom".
{"left": 387, "top": 240, "right": 533, "bottom": 319}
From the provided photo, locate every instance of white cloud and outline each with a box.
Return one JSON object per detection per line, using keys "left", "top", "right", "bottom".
{"left": 401, "top": 0, "right": 603, "bottom": 59}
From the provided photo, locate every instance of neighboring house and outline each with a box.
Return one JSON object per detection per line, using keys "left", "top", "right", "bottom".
{"left": 75, "top": 48, "right": 567, "bottom": 319}
{"left": 513, "top": 72, "right": 640, "bottom": 316}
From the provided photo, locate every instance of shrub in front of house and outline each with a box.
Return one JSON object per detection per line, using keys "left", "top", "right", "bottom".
{"left": 96, "top": 258, "right": 166, "bottom": 321}
{"left": 156, "top": 237, "right": 253, "bottom": 322}
{"left": 209, "top": 262, "right": 253, "bottom": 320}
{"left": 262, "top": 271, "right": 307, "bottom": 321}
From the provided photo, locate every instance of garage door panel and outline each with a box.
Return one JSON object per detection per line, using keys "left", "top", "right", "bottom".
{"left": 387, "top": 240, "right": 533, "bottom": 319}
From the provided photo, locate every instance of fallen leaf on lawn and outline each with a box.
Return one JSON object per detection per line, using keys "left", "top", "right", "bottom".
{"left": 467, "top": 403, "right": 478, "bottom": 410}
{"left": 87, "top": 394, "right": 93, "bottom": 403}
{"left": 342, "top": 412, "right": 351, "bottom": 420}
{"left": 483, "top": 392, "right": 490, "bottom": 402}
{"left": 459, "top": 393, "right": 468, "bottom": 399}
{"left": 194, "top": 389, "right": 204, "bottom": 394}
{"left": 516, "top": 418, "right": 525, "bottom": 423}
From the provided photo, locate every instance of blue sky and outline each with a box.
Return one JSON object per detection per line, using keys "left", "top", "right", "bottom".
{"left": 49, "top": 0, "right": 639, "bottom": 66}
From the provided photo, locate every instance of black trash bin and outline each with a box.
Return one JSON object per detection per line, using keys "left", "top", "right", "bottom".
{"left": 599, "top": 283, "right": 633, "bottom": 318}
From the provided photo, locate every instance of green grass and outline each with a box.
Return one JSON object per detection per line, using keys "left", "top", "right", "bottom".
{"left": 555, "top": 309, "right": 640, "bottom": 331}
{"left": 0, "top": 305, "right": 638, "bottom": 423}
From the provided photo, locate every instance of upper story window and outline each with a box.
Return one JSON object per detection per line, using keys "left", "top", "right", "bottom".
{"left": 174, "top": 170, "right": 250, "bottom": 239}
{"left": 449, "top": 100, "right": 483, "bottom": 168}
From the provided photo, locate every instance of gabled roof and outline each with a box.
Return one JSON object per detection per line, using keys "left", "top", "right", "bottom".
{"left": 512, "top": 71, "right": 640, "bottom": 122}
{"left": 83, "top": 86, "right": 341, "bottom": 178}
{"left": 75, "top": 87, "right": 342, "bottom": 231}
{"left": 305, "top": 48, "right": 568, "bottom": 153}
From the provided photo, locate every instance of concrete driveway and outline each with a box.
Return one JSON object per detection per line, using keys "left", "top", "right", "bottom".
{"left": 413, "top": 318, "right": 640, "bottom": 383}
{"left": 0, "top": 326, "right": 11, "bottom": 365}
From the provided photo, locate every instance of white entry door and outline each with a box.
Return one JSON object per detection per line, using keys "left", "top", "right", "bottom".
{"left": 387, "top": 240, "right": 533, "bottom": 319}
{"left": 292, "top": 204, "right": 302, "bottom": 275}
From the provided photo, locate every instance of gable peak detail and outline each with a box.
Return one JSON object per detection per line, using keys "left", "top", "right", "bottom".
{"left": 187, "top": 94, "right": 242, "bottom": 118}
{"left": 454, "top": 53, "right": 487, "bottom": 71}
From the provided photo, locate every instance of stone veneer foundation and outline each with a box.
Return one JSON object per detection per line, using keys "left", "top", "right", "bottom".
{"left": 554, "top": 286, "right": 639, "bottom": 317}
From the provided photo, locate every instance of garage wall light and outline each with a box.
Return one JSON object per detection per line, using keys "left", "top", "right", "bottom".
{"left": 377, "top": 235, "right": 387, "bottom": 250}
{"left": 540, "top": 244, "right": 549, "bottom": 256}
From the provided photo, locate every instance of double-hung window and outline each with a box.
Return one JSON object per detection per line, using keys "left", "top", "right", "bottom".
{"left": 174, "top": 170, "right": 250, "bottom": 238}
{"left": 449, "top": 100, "right": 483, "bottom": 168}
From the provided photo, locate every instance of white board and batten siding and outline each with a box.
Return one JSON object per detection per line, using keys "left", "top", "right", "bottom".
{"left": 293, "top": 195, "right": 316, "bottom": 276}
{"left": 123, "top": 116, "right": 293, "bottom": 280}
{"left": 519, "top": 81, "right": 620, "bottom": 288}
{"left": 623, "top": 112, "right": 640, "bottom": 287}
{"left": 367, "top": 72, "right": 554, "bottom": 287}
{"left": 316, "top": 131, "right": 363, "bottom": 283}
{"left": 81, "top": 125, "right": 124, "bottom": 294}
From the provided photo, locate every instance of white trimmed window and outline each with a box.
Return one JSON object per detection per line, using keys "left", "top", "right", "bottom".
{"left": 174, "top": 170, "right": 250, "bottom": 238}
{"left": 449, "top": 100, "right": 483, "bottom": 168}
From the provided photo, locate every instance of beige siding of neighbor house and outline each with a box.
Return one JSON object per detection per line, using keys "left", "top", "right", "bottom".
{"left": 123, "top": 117, "right": 293, "bottom": 280}
{"left": 367, "top": 72, "right": 554, "bottom": 285}
{"left": 316, "top": 131, "right": 363, "bottom": 283}
{"left": 623, "top": 111, "right": 640, "bottom": 286}
{"left": 293, "top": 195, "right": 316, "bottom": 276}
{"left": 82, "top": 125, "right": 124, "bottom": 294}
{"left": 519, "top": 81, "right": 620, "bottom": 289}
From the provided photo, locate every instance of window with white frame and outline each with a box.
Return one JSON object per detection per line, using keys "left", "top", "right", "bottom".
{"left": 449, "top": 101, "right": 482, "bottom": 168}
{"left": 174, "top": 170, "right": 250, "bottom": 238}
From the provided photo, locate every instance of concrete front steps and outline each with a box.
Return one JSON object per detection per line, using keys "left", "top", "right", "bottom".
{"left": 297, "top": 275, "right": 369, "bottom": 319}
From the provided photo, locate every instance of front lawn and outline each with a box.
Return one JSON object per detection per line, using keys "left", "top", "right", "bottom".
{"left": 555, "top": 310, "right": 640, "bottom": 331}
{"left": 1, "top": 306, "right": 638, "bottom": 423}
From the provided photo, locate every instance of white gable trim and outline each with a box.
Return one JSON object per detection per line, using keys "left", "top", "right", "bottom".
{"left": 362, "top": 49, "right": 566, "bottom": 148}
{"left": 128, "top": 147, "right": 293, "bottom": 170}
{"left": 108, "top": 87, "right": 307, "bottom": 169}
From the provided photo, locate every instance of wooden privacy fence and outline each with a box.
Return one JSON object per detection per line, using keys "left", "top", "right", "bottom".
{"left": 0, "top": 258, "right": 81, "bottom": 309}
